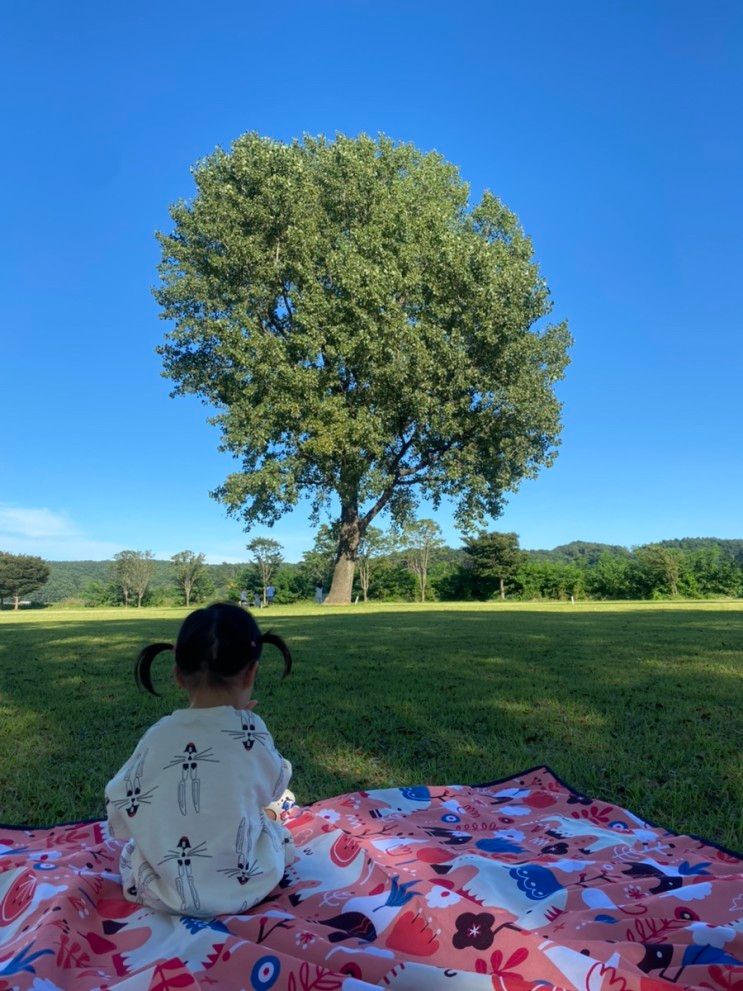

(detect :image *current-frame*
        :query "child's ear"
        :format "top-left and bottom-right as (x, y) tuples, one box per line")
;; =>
(173, 663), (186, 689)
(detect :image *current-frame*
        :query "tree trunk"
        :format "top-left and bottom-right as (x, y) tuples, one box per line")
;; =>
(359, 561), (369, 601)
(324, 502), (362, 604)
(499, 577), (505, 600)
(13, 594), (19, 610)
(185, 586), (191, 607)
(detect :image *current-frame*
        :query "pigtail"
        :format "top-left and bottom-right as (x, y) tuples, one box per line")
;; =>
(260, 631), (292, 679)
(134, 642), (173, 697)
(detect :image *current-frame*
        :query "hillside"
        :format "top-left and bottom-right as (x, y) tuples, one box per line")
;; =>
(16, 536), (741, 604)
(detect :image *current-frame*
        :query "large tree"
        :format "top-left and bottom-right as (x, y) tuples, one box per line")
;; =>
(247, 537), (283, 605)
(113, 550), (155, 607)
(172, 550), (207, 606)
(0, 552), (50, 609)
(402, 519), (444, 603)
(635, 543), (684, 597)
(464, 531), (525, 600)
(156, 132), (571, 603)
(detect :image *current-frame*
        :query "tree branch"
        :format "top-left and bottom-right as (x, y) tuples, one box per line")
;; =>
(360, 430), (418, 529)
(280, 287), (294, 321)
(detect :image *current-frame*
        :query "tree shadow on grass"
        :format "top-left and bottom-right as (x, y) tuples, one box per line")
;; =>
(0, 608), (740, 847)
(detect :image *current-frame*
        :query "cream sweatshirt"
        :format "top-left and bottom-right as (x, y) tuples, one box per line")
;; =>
(105, 706), (293, 917)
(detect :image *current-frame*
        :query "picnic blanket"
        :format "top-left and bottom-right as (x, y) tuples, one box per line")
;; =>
(1, 766), (741, 991)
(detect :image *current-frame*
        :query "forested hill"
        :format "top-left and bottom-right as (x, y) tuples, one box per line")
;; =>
(26, 536), (743, 604)
(528, 538), (743, 566)
(34, 560), (247, 604)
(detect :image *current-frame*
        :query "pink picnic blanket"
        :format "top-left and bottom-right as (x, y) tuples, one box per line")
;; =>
(1, 767), (741, 991)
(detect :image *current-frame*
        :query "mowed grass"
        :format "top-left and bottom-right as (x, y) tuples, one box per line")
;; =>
(0, 602), (741, 850)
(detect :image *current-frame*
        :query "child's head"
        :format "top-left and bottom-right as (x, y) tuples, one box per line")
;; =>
(134, 602), (292, 698)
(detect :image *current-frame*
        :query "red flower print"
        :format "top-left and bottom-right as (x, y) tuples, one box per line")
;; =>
(385, 909), (441, 956)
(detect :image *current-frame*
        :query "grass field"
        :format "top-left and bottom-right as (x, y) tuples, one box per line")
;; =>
(0, 601), (741, 850)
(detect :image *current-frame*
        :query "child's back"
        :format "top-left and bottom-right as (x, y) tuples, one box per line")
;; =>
(105, 603), (294, 917)
(106, 706), (293, 916)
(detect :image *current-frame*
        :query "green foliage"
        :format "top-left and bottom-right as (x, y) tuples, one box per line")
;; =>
(297, 524), (338, 592)
(208, 562), (243, 600)
(530, 541), (632, 566)
(357, 525), (392, 601)
(462, 531), (525, 599)
(366, 553), (418, 601)
(19, 534), (743, 609)
(171, 550), (207, 606)
(246, 537), (283, 605)
(0, 552), (50, 608)
(515, 560), (585, 600)
(191, 569), (216, 603)
(82, 580), (120, 607)
(155, 131), (571, 600)
(682, 547), (741, 597)
(583, 553), (641, 599)
(112, 550), (156, 608)
(238, 562), (303, 605)
(400, 519), (444, 602)
(658, 537), (743, 568)
(635, 544), (685, 597)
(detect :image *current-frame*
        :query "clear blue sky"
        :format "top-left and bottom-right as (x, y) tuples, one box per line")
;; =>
(1, 1), (741, 562)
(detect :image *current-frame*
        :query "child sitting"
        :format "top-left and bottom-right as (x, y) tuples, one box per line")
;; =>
(105, 602), (295, 917)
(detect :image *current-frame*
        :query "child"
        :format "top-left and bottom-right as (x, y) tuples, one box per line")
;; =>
(105, 602), (296, 917)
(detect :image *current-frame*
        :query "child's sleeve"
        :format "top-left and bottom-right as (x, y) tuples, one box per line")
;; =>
(250, 714), (292, 806)
(104, 738), (148, 841)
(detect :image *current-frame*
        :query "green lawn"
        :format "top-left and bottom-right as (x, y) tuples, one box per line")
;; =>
(0, 601), (741, 850)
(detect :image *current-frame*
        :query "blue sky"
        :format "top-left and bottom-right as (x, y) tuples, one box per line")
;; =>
(1, 1), (741, 562)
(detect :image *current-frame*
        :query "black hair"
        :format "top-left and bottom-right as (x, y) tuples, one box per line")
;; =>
(134, 602), (292, 697)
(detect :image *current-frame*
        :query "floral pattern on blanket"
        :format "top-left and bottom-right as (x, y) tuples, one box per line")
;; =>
(0, 767), (741, 990)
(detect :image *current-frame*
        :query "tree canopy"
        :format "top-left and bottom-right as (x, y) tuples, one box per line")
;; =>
(171, 550), (207, 606)
(113, 550), (155, 607)
(246, 537), (283, 605)
(0, 552), (50, 609)
(402, 519), (444, 602)
(463, 531), (525, 599)
(156, 132), (571, 602)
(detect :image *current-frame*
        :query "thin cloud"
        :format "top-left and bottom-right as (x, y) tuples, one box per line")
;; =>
(0, 505), (122, 560)
(0, 506), (78, 540)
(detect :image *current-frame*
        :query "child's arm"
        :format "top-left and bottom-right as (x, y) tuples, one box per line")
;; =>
(272, 756), (293, 803)
(104, 745), (146, 841)
(249, 714), (292, 806)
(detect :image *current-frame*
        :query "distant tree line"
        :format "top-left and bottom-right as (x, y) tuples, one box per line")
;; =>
(294, 530), (743, 603)
(7, 533), (742, 608)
